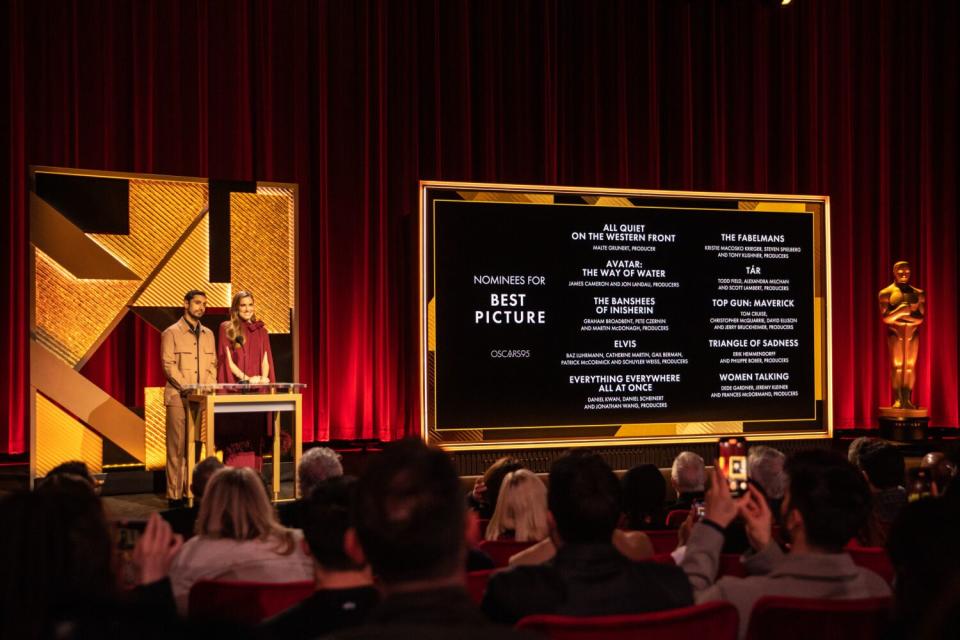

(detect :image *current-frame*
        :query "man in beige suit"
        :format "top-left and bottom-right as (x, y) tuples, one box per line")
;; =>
(162, 290), (218, 505)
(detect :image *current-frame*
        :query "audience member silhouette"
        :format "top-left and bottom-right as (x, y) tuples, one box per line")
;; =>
(621, 463), (668, 530)
(468, 456), (524, 519)
(747, 445), (786, 518)
(331, 438), (529, 640)
(668, 451), (706, 511)
(162, 455), (224, 539)
(848, 436), (881, 468)
(920, 451), (957, 496)
(485, 469), (549, 542)
(278, 446), (345, 528)
(0, 475), (211, 639)
(886, 496), (960, 639)
(168, 466), (312, 614)
(261, 477), (378, 640)
(682, 449), (890, 639)
(860, 443), (908, 525)
(482, 451), (693, 624)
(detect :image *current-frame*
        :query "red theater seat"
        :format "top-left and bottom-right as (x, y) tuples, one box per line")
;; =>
(649, 551), (743, 577)
(187, 580), (314, 624)
(643, 529), (680, 554)
(478, 539), (537, 567)
(745, 596), (893, 640)
(466, 569), (496, 604)
(475, 518), (490, 539)
(650, 552), (676, 565)
(516, 601), (739, 640)
(845, 545), (895, 584)
(665, 509), (690, 527)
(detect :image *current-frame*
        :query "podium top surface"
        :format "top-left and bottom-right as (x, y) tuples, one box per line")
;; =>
(182, 382), (306, 394)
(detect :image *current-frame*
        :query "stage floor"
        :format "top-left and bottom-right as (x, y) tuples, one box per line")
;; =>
(102, 481), (296, 521)
(103, 492), (168, 520)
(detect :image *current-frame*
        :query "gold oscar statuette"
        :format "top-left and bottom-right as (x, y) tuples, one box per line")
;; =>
(877, 261), (928, 422)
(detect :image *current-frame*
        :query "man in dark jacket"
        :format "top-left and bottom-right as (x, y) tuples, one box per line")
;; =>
(482, 451), (693, 624)
(331, 439), (531, 640)
(261, 477), (377, 640)
(860, 443), (907, 525)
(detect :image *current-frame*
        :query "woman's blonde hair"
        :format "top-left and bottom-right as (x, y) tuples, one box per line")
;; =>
(195, 467), (295, 554)
(226, 290), (257, 349)
(485, 469), (549, 542)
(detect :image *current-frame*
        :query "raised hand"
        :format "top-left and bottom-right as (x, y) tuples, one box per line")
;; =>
(132, 512), (184, 585)
(471, 478), (488, 503)
(704, 465), (738, 528)
(738, 484), (773, 551)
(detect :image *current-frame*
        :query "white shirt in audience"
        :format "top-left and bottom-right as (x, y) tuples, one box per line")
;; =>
(168, 530), (314, 615)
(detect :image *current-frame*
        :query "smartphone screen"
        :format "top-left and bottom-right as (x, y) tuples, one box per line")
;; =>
(115, 520), (147, 551)
(907, 467), (932, 502)
(691, 499), (706, 521)
(718, 437), (749, 498)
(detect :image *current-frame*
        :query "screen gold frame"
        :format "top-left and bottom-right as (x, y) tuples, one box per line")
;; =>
(419, 181), (832, 452)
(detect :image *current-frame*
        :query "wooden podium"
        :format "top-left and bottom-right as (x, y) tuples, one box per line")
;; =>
(184, 383), (305, 504)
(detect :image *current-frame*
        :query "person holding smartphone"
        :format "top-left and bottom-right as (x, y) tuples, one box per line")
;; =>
(680, 450), (890, 639)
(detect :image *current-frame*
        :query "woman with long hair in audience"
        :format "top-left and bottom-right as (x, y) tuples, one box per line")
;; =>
(485, 469), (550, 542)
(168, 466), (312, 614)
(0, 473), (184, 639)
(469, 455), (524, 519)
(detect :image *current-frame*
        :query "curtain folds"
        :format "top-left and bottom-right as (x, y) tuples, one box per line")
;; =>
(3, 0), (959, 453)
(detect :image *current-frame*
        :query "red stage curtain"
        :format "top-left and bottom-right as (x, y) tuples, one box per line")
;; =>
(3, 0), (959, 453)
(79, 315), (165, 409)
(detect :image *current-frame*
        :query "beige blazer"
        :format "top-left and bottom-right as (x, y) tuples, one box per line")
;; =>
(161, 318), (218, 405)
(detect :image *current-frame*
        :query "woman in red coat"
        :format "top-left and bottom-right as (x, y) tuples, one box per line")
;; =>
(216, 290), (276, 466)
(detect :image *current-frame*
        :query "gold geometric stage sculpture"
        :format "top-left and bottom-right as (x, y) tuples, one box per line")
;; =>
(29, 167), (297, 481)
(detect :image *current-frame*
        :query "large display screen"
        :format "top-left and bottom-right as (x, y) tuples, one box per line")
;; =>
(421, 184), (830, 450)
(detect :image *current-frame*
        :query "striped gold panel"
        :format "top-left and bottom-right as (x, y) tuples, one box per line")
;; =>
(144, 387), (213, 470)
(456, 191), (554, 204)
(811, 203), (824, 297)
(256, 186), (297, 308)
(428, 298), (436, 351)
(229, 188), (295, 334)
(35, 393), (103, 477)
(740, 202), (807, 213)
(435, 429), (486, 443)
(31, 341), (145, 460)
(89, 180), (208, 279)
(34, 250), (140, 367)
(615, 422), (744, 437)
(815, 297), (823, 400)
(615, 423), (679, 437)
(135, 214), (232, 308)
(144, 387), (167, 471)
(675, 422), (744, 435)
(583, 196), (635, 207)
